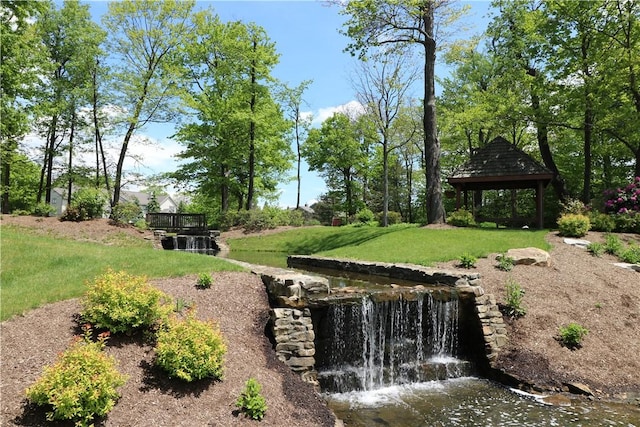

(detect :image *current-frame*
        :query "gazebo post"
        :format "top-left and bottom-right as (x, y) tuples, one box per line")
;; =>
(536, 180), (545, 229)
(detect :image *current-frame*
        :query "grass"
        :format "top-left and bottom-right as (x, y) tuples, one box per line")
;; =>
(1, 225), (244, 321)
(228, 224), (551, 266)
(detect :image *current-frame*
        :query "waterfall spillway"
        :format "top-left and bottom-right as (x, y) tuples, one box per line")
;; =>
(315, 292), (471, 393)
(160, 235), (219, 255)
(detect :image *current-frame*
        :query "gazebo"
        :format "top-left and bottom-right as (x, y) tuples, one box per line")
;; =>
(447, 136), (554, 229)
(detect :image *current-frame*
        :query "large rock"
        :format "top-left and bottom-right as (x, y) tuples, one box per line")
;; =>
(505, 247), (551, 267)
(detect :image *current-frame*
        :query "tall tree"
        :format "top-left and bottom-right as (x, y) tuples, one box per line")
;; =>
(279, 80), (313, 209)
(103, 0), (195, 210)
(341, 0), (467, 224)
(0, 0), (46, 213)
(302, 112), (370, 217)
(353, 55), (418, 226)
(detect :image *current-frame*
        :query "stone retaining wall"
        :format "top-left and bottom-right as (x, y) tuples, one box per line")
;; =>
(246, 257), (508, 385)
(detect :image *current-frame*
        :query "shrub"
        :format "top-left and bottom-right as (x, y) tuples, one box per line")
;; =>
(558, 323), (588, 349)
(111, 201), (143, 224)
(586, 242), (604, 257)
(32, 202), (55, 217)
(504, 278), (526, 318)
(448, 208), (476, 227)
(496, 253), (515, 271)
(613, 212), (640, 234)
(588, 212), (616, 232)
(25, 330), (127, 426)
(71, 188), (108, 220)
(81, 270), (172, 334)
(604, 233), (623, 256)
(356, 207), (375, 223)
(458, 253), (477, 269)
(620, 244), (640, 264)
(134, 219), (148, 230)
(236, 378), (267, 421)
(196, 272), (213, 289)
(557, 213), (590, 237)
(560, 198), (588, 215)
(603, 177), (640, 215)
(155, 313), (226, 382)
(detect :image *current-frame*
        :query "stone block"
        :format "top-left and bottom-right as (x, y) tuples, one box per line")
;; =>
(287, 356), (315, 368)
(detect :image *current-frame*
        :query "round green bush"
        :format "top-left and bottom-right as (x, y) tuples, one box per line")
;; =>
(26, 336), (127, 426)
(448, 208), (476, 227)
(81, 270), (172, 334)
(155, 313), (227, 382)
(557, 213), (590, 237)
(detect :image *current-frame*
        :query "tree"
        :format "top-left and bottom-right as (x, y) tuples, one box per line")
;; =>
(302, 112), (371, 217)
(0, 0), (47, 213)
(279, 80), (313, 209)
(102, 0), (195, 211)
(353, 54), (418, 226)
(340, 0), (467, 224)
(173, 12), (292, 216)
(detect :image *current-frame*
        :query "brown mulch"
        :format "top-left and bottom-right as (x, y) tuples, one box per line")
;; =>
(2, 215), (640, 427)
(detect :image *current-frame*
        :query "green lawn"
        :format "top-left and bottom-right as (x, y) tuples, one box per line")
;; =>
(229, 224), (551, 266)
(0, 225), (244, 321)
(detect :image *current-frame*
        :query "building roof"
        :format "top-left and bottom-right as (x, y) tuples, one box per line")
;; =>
(448, 136), (553, 190)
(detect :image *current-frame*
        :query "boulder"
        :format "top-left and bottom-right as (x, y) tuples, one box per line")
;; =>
(505, 247), (551, 267)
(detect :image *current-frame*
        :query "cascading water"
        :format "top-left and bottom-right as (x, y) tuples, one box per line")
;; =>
(316, 292), (471, 393)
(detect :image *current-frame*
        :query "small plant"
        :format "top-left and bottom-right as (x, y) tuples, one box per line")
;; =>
(595, 302), (603, 309)
(604, 233), (623, 256)
(620, 244), (640, 264)
(588, 212), (615, 232)
(448, 208), (476, 227)
(504, 277), (526, 318)
(174, 298), (193, 313)
(81, 270), (173, 334)
(25, 327), (127, 426)
(236, 377), (268, 421)
(496, 253), (515, 271)
(586, 242), (604, 257)
(32, 202), (56, 217)
(196, 272), (213, 289)
(557, 213), (590, 237)
(155, 312), (226, 382)
(558, 323), (588, 349)
(458, 253), (477, 269)
(355, 207), (375, 223)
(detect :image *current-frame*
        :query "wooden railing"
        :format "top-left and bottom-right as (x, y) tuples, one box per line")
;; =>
(146, 213), (207, 233)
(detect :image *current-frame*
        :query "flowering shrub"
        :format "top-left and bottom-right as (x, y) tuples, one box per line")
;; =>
(26, 328), (127, 426)
(604, 177), (640, 215)
(155, 312), (226, 382)
(81, 270), (173, 334)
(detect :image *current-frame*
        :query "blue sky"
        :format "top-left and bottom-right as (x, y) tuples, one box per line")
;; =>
(84, 0), (493, 208)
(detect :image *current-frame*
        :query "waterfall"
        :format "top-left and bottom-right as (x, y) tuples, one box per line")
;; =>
(317, 292), (470, 393)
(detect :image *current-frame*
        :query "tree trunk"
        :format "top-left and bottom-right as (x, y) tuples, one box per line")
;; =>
(246, 39), (258, 211)
(1, 143), (12, 214)
(44, 115), (58, 204)
(67, 110), (76, 207)
(422, 3), (445, 224)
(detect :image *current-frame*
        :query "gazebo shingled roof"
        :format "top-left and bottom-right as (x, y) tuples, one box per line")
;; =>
(447, 136), (554, 228)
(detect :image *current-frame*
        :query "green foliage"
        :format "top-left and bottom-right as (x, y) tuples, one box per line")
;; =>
(146, 192), (160, 213)
(134, 219), (148, 230)
(32, 202), (55, 217)
(155, 312), (227, 382)
(560, 198), (588, 215)
(620, 244), (640, 264)
(557, 213), (590, 237)
(586, 242), (604, 257)
(196, 272), (213, 289)
(448, 208), (476, 227)
(111, 201), (143, 224)
(236, 378), (267, 421)
(559, 323), (588, 349)
(504, 278), (526, 318)
(376, 210), (402, 225)
(81, 270), (172, 334)
(457, 253), (477, 269)
(613, 212), (640, 234)
(61, 188), (108, 221)
(588, 212), (616, 232)
(604, 233), (623, 256)
(25, 329), (127, 426)
(496, 253), (515, 272)
(356, 207), (375, 223)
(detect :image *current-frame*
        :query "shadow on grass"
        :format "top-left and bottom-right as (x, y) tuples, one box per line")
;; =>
(282, 226), (403, 255)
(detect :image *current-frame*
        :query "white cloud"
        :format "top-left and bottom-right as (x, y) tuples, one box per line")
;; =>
(312, 100), (365, 126)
